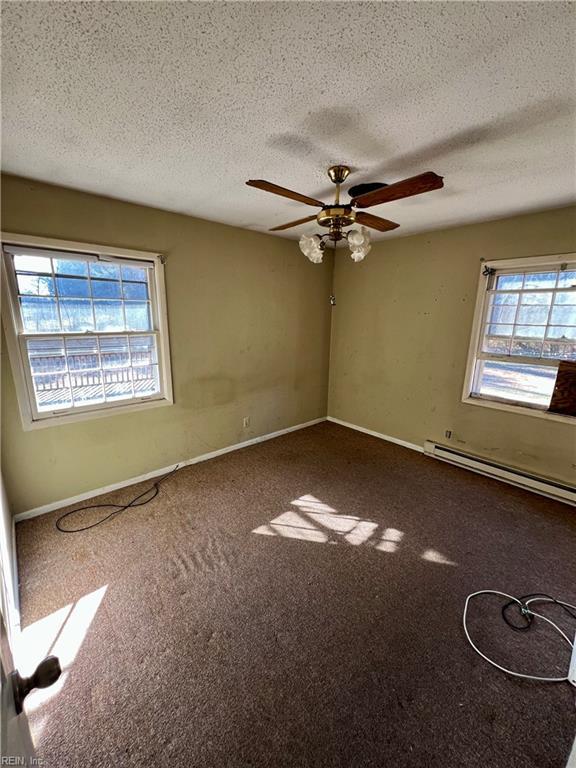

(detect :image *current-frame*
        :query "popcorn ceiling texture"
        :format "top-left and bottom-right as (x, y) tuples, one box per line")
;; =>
(2, 2), (575, 240)
(17, 423), (576, 767)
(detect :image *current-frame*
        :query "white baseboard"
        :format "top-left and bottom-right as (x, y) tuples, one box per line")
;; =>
(14, 417), (327, 523)
(326, 416), (423, 453)
(11, 518), (20, 618)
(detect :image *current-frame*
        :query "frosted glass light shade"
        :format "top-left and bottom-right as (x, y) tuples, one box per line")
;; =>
(350, 247), (368, 262)
(299, 234), (320, 254)
(348, 227), (371, 262)
(299, 234), (323, 263)
(347, 229), (364, 247)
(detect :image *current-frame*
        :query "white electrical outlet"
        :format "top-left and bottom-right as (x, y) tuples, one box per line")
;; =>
(243, 416), (250, 428)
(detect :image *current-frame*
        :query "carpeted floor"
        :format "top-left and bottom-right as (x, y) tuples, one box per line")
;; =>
(16, 422), (576, 768)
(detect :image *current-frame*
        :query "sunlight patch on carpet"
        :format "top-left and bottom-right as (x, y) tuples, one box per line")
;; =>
(17, 585), (108, 721)
(253, 496), (458, 567)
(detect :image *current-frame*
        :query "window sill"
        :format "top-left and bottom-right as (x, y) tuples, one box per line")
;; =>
(462, 395), (576, 424)
(22, 396), (173, 431)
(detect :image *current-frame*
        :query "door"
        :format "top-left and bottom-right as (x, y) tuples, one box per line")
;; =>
(0, 497), (35, 761)
(1, 603), (35, 761)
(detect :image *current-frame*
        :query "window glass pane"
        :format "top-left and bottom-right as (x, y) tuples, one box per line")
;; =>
(94, 300), (124, 331)
(89, 262), (120, 280)
(53, 259), (88, 276)
(13, 254), (51, 273)
(125, 302), (151, 331)
(523, 272), (557, 289)
(32, 373), (72, 412)
(554, 291), (576, 305)
(474, 361), (556, 407)
(56, 276), (90, 298)
(493, 292), (519, 305)
(496, 274), (522, 290)
(103, 368), (133, 402)
(482, 337), (510, 354)
(550, 305), (576, 325)
(132, 365), (160, 396)
(122, 282), (148, 300)
(20, 297), (60, 332)
(514, 325), (545, 339)
(516, 305), (549, 325)
(488, 324), (513, 336)
(542, 341), (576, 360)
(27, 338), (66, 375)
(129, 335), (157, 365)
(557, 271), (576, 288)
(91, 279), (122, 299)
(121, 265), (147, 282)
(65, 338), (100, 371)
(25, 336), (158, 411)
(522, 292), (552, 305)
(489, 304), (516, 324)
(547, 326), (576, 341)
(60, 299), (94, 332)
(100, 336), (130, 368)
(510, 340), (543, 356)
(17, 274), (55, 296)
(70, 369), (104, 406)
(15, 251), (156, 338)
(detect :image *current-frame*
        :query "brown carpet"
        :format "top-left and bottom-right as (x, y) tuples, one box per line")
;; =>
(16, 422), (576, 768)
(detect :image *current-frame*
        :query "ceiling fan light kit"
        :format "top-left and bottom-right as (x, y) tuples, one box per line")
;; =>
(246, 165), (444, 264)
(298, 226), (372, 264)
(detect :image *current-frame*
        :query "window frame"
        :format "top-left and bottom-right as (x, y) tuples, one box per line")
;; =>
(462, 252), (576, 424)
(1, 232), (173, 430)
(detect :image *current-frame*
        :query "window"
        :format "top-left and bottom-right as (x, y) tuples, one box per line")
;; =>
(463, 254), (576, 419)
(1, 235), (173, 428)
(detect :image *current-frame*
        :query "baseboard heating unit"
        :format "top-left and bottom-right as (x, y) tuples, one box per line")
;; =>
(423, 441), (576, 507)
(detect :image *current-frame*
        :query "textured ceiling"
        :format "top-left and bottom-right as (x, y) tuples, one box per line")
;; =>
(2, 2), (576, 241)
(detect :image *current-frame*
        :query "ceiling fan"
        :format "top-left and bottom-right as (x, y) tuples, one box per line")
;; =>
(246, 165), (444, 262)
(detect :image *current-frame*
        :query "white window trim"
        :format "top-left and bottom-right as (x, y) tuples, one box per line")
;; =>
(1, 232), (174, 430)
(462, 251), (576, 425)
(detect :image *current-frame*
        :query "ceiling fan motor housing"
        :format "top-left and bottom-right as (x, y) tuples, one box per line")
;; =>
(317, 206), (356, 229)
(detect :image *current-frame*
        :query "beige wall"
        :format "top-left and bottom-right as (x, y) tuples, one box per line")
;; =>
(1, 175), (333, 514)
(2, 174), (574, 514)
(328, 205), (576, 485)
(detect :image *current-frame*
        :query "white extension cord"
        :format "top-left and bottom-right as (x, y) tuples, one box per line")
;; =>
(463, 590), (576, 686)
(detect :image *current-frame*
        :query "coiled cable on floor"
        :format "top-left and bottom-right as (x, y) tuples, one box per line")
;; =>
(463, 590), (576, 685)
(55, 465), (180, 533)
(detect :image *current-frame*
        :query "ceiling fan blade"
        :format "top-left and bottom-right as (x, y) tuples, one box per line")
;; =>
(269, 215), (317, 231)
(246, 180), (324, 207)
(355, 212), (400, 232)
(352, 172), (443, 208)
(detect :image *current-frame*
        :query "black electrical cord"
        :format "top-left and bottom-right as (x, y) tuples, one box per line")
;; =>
(55, 465), (180, 533)
(501, 592), (576, 632)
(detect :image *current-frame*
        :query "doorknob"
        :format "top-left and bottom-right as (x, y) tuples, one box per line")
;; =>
(10, 656), (62, 714)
